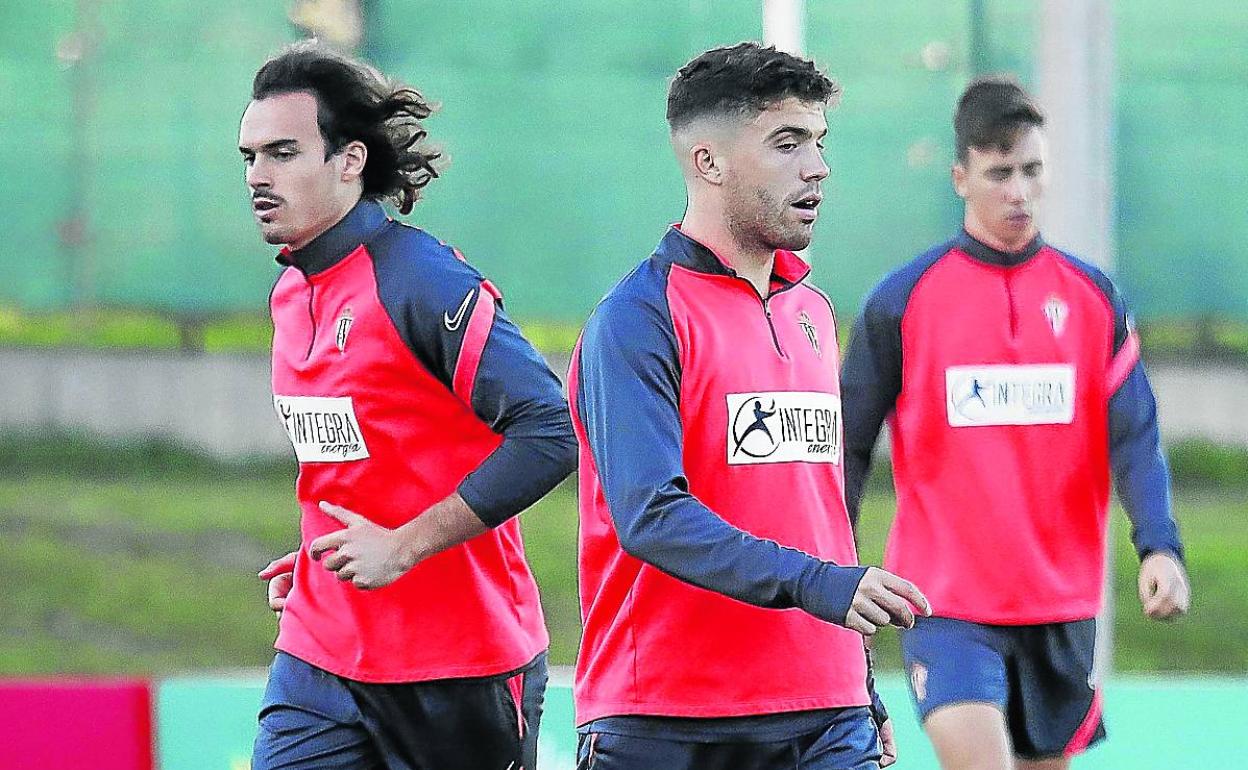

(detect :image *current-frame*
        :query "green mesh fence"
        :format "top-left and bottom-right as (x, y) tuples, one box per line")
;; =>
(0, 1), (1244, 322)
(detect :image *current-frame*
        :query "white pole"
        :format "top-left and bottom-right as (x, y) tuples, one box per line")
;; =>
(762, 0), (806, 56)
(1037, 0), (1117, 685)
(1036, 0), (1116, 271)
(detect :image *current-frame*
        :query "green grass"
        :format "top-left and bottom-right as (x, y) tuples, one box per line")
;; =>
(1, 438), (1245, 675)
(0, 305), (585, 356)
(853, 491), (1248, 673)
(2, 304), (1248, 361)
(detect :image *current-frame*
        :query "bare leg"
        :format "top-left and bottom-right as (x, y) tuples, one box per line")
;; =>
(924, 702), (1014, 770)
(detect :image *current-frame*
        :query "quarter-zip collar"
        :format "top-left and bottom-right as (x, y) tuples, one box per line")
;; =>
(276, 199), (391, 276)
(956, 228), (1044, 268)
(655, 225), (812, 291)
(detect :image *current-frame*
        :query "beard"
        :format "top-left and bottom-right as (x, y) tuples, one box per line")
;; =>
(723, 178), (814, 255)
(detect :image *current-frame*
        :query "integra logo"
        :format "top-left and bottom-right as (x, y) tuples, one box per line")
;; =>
(945, 364), (1076, 427)
(726, 391), (841, 465)
(273, 395), (371, 462)
(732, 397), (781, 458)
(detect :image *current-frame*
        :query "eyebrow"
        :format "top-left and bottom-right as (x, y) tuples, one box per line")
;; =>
(767, 125), (820, 141)
(988, 158), (1043, 173)
(238, 139), (299, 154)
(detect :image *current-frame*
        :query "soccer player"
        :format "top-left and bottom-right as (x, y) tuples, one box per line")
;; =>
(238, 43), (576, 770)
(841, 76), (1191, 770)
(570, 43), (931, 770)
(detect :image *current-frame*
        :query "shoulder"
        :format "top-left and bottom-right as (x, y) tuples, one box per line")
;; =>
(591, 258), (674, 325)
(582, 258), (679, 354)
(367, 221), (490, 310)
(862, 237), (959, 318)
(797, 279), (836, 316)
(1045, 245), (1124, 308)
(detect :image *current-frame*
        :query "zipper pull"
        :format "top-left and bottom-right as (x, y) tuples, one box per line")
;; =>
(764, 298), (772, 318)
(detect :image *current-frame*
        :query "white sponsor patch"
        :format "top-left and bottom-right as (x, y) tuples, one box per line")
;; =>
(726, 391), (841, 465)
(945, 364), (1075, 427)
(273, 395), (370, 462)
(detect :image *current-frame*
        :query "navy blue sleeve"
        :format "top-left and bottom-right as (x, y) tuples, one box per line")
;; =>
(1067, 256), (1184, 562)
(372, 227), (575, 527)
(840, 244), (947, 528)
(576, 269), (866, 626)
(457, 301), (577, 526)
(840, 288), (904, 529)
(1104, 293), (1184, 562)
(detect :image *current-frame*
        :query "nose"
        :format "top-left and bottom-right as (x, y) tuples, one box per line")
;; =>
(802, 146), (829, 183)
(247, 157), (270, 191)
(1004, 173), (1026, 203)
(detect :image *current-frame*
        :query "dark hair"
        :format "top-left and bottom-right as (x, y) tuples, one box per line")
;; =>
(954, 75), (1045, 163)
(252, 42), (441, 214)
(666, 42), (840, 130)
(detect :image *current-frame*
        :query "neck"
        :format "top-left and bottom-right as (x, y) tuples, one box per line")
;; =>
(681, 203), (774, 296)
(963, 215), (1037, 254)
(290, 194), (363, 251)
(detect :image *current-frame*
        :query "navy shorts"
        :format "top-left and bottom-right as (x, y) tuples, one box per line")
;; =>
(576, 707), (881, 770)
(900, 616), (1106, 759)
(252, 651), (547, 770)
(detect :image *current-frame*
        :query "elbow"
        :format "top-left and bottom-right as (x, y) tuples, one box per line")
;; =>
(553, 430), (579, 479)
(615, 515), (654, 561)
(614, 497), (668, 564)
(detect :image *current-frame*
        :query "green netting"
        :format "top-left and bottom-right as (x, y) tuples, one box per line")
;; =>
(0, 2), (1244, 321)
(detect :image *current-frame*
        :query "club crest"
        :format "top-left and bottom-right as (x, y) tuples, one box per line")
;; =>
(797, 311), (821, 358)
(335, 306), (354, 353)
(1042, 295), (1068, 337)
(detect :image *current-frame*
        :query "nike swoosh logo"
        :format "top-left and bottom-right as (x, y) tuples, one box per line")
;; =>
(444, 289), (475, 331)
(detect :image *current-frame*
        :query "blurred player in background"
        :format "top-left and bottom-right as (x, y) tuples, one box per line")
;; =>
(569, 42), (931, 770)
(239, 42), (576, 770)
(841, 75), (1190, 770)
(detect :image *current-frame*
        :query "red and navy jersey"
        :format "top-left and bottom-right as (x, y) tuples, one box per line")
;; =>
(842, 230), (1183, 625)
(569, 226), (871, 726)
(269, 200), (575, 682)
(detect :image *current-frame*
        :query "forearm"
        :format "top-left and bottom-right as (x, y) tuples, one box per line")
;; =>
(616, 484), (867, 625)
(1110, 368), (1184, 561)
(458, 413), (577, 527)
(396, 492), (489, 567)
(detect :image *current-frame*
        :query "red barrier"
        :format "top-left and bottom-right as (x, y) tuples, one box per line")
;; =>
(0, 678), (154, 770)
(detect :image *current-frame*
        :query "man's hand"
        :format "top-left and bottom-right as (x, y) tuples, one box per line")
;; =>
(309, 502), (418, 590)
(846, 567), (931, 636)
(258, 551), (297, 614)
(878, 717), (898, 767)
(1138, 551), (1190, 620)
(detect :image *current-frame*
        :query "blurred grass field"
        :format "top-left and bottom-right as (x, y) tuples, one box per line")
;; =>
(2, 435), (1245, 675)
(1, 306), (1247, 364)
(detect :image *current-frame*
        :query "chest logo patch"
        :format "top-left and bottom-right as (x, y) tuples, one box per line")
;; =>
(726, 391), (841, 465)
(946, 364), (1075, 427)
(797, 311), (822, 358)
(1043, 295), (1068, 337)
(334, 306), (354, 353)
(273, 395), (370, 462)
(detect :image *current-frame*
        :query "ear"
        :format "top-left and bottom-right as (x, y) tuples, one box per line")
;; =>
(691, 143), (724, 185)
(339, 140), (368, 183)
(951, 162), (968, 199)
